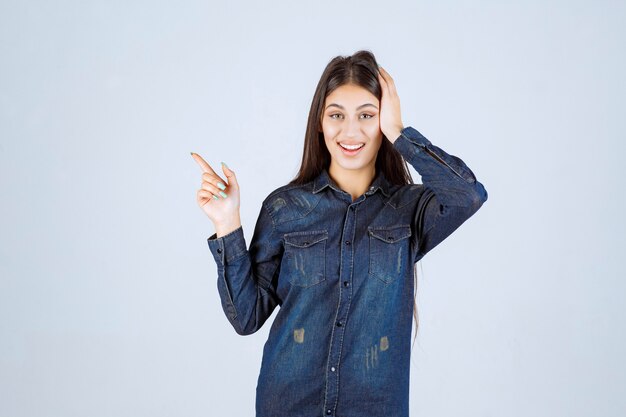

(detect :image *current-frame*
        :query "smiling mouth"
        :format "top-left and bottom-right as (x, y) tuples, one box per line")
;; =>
(338, 142), (365, 150)
(338, 142), (365, 155)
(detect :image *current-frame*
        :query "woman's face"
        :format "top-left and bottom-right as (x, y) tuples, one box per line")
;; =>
(320, 83), (383, 174)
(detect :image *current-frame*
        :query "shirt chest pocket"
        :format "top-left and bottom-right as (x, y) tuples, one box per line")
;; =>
(368, 224), (412, 284)
(282, 230), (328, 288)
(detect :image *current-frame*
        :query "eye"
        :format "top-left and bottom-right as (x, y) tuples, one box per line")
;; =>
(361, 114), (374, 119)
(330, 113), (343, 119)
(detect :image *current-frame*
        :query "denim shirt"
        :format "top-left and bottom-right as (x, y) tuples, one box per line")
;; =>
(206, 126), (488, 417)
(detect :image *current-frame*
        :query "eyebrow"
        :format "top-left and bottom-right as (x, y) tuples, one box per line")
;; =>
(325, 103), (378, 111)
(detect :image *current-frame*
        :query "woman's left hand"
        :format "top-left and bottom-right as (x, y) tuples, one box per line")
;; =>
(377, 66), (405, 143)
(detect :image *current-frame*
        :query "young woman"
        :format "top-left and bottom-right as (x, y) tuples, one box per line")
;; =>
(192, 50), (487, 417)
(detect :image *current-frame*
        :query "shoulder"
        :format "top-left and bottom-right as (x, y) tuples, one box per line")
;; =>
(261, 180), (320, 225)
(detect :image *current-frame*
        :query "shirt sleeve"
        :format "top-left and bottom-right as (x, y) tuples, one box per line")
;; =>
(206, 201), (282, 335)
(392, 126), (488, 263)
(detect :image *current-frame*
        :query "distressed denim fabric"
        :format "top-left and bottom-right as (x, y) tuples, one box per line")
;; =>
(206, 126), (488, 417)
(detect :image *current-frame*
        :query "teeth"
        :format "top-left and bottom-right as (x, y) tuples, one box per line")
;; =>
(339, 143), (364, 150)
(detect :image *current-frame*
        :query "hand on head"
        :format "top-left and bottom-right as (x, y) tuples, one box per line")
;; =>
(377, 66), (405, 142)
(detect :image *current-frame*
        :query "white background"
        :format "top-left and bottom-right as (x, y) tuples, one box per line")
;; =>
(1, 1), (624, 416)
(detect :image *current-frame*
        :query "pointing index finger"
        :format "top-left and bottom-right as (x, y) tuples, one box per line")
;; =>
(190, 152), (215, 174)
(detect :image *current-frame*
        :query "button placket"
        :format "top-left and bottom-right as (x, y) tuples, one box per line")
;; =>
(323, 203), (357, 415)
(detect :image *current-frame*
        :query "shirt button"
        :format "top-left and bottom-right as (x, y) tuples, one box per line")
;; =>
(343, 281), (349, 287)
(326, 410), (332, 415)
(331, 366), (336, 372)
(216, 248), (222, 253)
(336, 321), (343, 327)
(345, 240), (351, 245)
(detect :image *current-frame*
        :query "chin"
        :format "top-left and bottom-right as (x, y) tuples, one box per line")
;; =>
(334, 156), (376, 171)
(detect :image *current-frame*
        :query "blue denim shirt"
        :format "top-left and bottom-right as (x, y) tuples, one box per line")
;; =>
(207, 126), (488, 417)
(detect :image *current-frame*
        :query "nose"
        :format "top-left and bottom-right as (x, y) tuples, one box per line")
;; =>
(345, 117), (359, 138)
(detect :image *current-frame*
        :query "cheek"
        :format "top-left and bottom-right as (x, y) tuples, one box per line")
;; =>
(321, 128), (335, 150)
(322, 129), (341, 149)
(369, 139), (383, 155)
(322, 122), (340, 137)
(323, 135), (332, 149)
(364, 123), (381, 136)
(364, 125), (383, 144)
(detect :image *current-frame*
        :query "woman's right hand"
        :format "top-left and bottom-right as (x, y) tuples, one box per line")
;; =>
(191, 152), (241, 236)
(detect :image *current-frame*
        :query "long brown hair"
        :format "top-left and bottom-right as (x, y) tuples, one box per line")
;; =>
(288, 49), (422, 347)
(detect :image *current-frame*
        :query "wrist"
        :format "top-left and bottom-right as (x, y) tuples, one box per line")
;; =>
(385, 127), (404, 144)
(215, 217), (242, 238)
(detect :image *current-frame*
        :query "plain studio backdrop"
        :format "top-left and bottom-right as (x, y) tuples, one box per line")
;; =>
(1, 0), (624, 416)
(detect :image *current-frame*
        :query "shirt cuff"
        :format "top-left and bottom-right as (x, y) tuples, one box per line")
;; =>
(392, 126), (432, 153)
(207, 225), (248, 265)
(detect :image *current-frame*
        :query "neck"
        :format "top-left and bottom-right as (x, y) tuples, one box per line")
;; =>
(328, 162), (376, 202)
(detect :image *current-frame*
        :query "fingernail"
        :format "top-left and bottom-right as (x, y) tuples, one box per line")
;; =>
(221, 161), (228, 168)
(219, 191), (228, 198)
(213, 195), (219, 200)
(217, 182), (226, 190)
(190, 151), (194, 156)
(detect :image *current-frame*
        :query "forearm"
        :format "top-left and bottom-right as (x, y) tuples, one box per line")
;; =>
(206, 204), (281, 335)
(392, 126), (487, 204)
(392, 126), (488, 260)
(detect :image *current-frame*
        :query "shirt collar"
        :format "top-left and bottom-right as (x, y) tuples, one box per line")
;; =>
(312, 167), (391, 197)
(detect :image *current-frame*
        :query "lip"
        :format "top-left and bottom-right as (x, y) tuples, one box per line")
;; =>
(337, 142), (365, 156)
